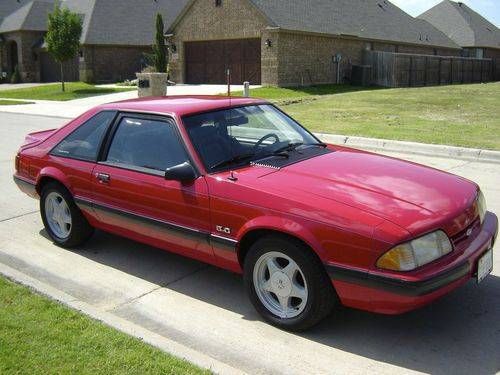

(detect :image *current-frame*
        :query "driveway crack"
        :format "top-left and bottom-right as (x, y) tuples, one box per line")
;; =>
(444, 160), (473, 171)
(107, 265), (208, 312)
(163, 265), (209, 287)
(0, 210), (38, 223)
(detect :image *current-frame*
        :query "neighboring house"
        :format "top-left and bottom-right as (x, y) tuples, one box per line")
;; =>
(0, 0), (189, 83)
(0, 0), (54, 82)
(419, 1), (500, 80)
(167, 0), (461, 86)
(4, 0), (494, 86)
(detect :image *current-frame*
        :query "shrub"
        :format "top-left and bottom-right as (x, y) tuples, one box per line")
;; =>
(10, 65), (21, 84)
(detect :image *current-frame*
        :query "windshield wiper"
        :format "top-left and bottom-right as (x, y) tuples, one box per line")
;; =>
(211, 153), (256, 170)
(306, 141), (328, 148)
(273, 142), (305, 154)
(271, 141), (327, 155)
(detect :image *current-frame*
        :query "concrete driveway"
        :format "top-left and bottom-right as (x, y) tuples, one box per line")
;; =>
(0, 84), (259, 118)
(1, 113), (499, 374)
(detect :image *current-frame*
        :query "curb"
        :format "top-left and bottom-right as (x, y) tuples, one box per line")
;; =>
(0, 263), (246, 375)
(315, 133), (500, 164)
(2, 108), (499, 164)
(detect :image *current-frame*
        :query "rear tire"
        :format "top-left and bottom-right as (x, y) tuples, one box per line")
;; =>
(40, 182), (94, 248)
(244, 235), (337, 331)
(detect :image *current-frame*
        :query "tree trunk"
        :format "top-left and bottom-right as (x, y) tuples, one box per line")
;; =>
(60, 62), (65, 92)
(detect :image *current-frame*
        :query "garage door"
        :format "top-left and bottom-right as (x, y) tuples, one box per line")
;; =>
(40, 52), (79, 82)
(185, 39), (261, 85)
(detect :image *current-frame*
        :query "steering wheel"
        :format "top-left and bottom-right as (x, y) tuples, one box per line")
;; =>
(253, 133), (280, 152)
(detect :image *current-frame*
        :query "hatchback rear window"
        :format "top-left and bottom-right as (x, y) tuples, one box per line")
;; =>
(51, 111), (116, 161)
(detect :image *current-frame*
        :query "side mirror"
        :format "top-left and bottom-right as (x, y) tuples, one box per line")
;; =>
(165, 162), (197, 182)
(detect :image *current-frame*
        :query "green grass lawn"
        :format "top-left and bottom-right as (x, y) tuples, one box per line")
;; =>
(0, 82), (136, 101)
(234, 84), (381, 101)
(0, 276), (207, 374)
(0, 100), (33, 105)
(241, 83), (500, 150)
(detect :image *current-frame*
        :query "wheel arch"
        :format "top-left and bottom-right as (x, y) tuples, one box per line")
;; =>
(36, 167), (72, 195)
(236, 218), (325, 269)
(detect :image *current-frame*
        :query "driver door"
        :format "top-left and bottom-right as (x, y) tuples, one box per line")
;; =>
(91, 113), (213, 262)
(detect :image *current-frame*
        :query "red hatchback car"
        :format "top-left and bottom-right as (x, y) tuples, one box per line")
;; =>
(14, 96), (497, 330)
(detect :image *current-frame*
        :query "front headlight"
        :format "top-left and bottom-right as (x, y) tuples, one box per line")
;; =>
(477, 190), (487, 224)
(377, 230), (453, 271)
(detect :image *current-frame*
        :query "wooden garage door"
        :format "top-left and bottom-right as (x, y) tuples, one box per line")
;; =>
(40, 52), (79, 83)
(185, 39), (261, 85)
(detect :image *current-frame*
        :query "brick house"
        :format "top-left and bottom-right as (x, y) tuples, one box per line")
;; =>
(167, 0), (461, 86)
(3, 0), (494, 87)
(0, 0), (188, 83)
(419, 1), (500, 80)
(0, 0), (54, 82)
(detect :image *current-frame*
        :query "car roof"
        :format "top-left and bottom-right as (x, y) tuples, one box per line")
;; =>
(98, 95), (268, 117)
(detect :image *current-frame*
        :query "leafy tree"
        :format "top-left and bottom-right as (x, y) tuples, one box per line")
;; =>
(152, 13), (168, 73)
(45, 2), (82, 91)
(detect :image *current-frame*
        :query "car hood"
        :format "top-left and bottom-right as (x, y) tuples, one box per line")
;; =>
(259, 148), (478, 236)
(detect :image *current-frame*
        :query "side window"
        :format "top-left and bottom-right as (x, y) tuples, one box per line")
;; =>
(106, 117), (188, 172)
(52, 111), (116, 161)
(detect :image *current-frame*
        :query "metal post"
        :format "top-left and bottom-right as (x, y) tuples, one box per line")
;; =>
(243, 81), (250, 97)
(438, 57), (442, 85)
(408, 56), (413, 87)
(227, 69), (231, 97)
(450, 58), (453, 84)
(461, 58), (465, 84)
(424, 56), (428, 86)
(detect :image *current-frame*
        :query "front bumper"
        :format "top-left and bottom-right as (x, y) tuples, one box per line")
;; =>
(326, 211), (498, 314)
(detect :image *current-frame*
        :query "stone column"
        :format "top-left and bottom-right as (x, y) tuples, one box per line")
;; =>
(136, 72), (169, 97)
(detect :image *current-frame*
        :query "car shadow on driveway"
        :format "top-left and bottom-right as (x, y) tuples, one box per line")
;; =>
(47, 229), (500, 375)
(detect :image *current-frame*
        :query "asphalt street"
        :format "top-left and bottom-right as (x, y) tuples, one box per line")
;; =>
(1, 112), (499, 374)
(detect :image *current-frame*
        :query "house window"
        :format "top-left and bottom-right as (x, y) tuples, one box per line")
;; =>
(476, 48), (484, 59)
(215, 0), (222, 6)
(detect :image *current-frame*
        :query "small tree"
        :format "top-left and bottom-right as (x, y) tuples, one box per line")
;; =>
(152, 13), (168, 73)
(45, 2), (82, 91)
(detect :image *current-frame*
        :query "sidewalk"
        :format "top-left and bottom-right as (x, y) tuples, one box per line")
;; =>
(1, 86), (499, 164)
(0, 84), (258, 118)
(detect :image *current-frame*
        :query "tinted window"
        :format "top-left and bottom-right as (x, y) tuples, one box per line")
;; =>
(52, 111), (115, 161)
(106, 117), (187, 171)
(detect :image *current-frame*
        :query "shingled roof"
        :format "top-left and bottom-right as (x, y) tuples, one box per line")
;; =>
(64, 0), (190, 45)
(419, 1), (500, 49)
(246, 0), (459, 49)
(0, 0), (54, 33)
(0, 0), (460, 50)
(0, 0), (190, 46)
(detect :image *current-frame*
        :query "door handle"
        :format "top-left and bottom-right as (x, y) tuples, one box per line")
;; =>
(96, 172), (110, 184)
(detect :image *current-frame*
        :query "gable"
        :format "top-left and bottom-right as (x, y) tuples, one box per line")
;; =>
(170, 0), (270, 40)
(419, 1), (500, 49)
(0, 0), (54, 33)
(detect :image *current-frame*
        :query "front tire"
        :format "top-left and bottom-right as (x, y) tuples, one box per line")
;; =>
(244, 235), (337, 331)
(40, 182), (94, 248)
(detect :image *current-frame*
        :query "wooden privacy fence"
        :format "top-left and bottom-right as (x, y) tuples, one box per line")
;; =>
(363, 50), (495, 87)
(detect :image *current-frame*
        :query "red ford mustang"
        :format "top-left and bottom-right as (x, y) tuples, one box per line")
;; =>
(14, 96), (497, 330)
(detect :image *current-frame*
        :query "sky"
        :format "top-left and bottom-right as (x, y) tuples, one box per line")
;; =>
(390, 0), (500, 26)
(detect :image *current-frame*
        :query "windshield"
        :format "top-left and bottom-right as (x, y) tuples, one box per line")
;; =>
(183, 105), (320, 172)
